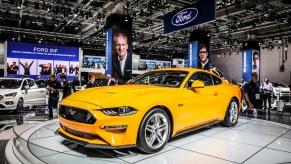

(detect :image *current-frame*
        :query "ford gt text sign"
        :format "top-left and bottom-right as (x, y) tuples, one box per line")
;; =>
(171, 8), (198, 26)
(164, 0), (216, 34)
(58, 68), (242, 154)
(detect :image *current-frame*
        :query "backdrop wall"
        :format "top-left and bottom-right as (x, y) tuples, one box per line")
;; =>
(211, 44), (291, 84)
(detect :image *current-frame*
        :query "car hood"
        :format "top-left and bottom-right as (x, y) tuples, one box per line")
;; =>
(65, 85), (174, 108)
(0, 89), (19, 95)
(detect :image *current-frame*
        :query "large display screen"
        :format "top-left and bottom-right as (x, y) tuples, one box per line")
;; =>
(83, 55), (105, 69)
(7, 41), (79, 80)
(136, 59), (171, 71)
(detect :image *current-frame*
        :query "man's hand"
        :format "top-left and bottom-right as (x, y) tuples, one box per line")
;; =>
(249, 102), (254, 109)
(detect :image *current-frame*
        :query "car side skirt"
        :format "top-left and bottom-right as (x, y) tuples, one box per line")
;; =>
(174, 120), (221, 137)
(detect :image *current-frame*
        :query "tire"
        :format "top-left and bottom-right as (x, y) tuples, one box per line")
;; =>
(221, 99), (239, 127)
(15, 98), (24, 113)
(137, 108), (171, 154)
(242, 98), (248, 112)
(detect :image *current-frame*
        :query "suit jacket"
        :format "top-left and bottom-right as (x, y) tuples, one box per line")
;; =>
(112, 53), (131, 84)
(86, 81), (95, 88)
(198, 60), (210, 70)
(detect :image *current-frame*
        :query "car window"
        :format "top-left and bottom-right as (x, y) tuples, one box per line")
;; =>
(128, 70), (188, 88)
(212, 75), (222, 85)
(27, 79), (35, 87)
(186, 72), (214, 87)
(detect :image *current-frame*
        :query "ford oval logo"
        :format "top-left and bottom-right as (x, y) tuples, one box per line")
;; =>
(171, 8), (198, 26)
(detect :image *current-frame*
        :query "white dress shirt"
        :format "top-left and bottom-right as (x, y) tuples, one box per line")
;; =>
(261, 82), (273, 94)
(118, 53), (127, 76)
(201, 59), (209, 69)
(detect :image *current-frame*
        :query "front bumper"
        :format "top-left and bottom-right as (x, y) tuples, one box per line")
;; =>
(0, 97), (18, 110)
(58, 101), (145, 148)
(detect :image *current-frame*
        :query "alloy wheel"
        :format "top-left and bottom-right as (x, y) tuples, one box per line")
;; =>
(144, 113), (169, 150)
(229, 101), (238, 124)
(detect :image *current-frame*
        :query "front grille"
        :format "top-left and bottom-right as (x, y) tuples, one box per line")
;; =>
(0, 95), (3, 101)
(59, 105), (96, 124)
(60, 124), (102, 140)
(0, 104), (5, 108)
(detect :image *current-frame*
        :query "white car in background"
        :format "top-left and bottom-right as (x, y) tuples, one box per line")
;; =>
(272, 83), (291, 98)
(0, 78), (46, 113)
(270, 82), (291, 109)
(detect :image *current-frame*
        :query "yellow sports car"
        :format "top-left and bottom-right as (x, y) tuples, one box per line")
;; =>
(58, 68), (242, 153)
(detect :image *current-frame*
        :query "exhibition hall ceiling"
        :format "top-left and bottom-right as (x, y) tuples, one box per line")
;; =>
(0, 0), (291, 56)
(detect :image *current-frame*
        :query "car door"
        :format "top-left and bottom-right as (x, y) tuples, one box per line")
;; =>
(180, 72), (220, 129)
(24, 79), (46, 106)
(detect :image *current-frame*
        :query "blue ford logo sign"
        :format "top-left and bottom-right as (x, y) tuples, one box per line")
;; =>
(171, 8), (198, 26)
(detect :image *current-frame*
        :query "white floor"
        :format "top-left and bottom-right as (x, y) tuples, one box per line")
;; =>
(2, 116), (291, 164)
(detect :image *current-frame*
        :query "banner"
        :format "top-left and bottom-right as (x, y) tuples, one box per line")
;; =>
(242, 50), (253, 82)
(105, 14), (132, 84)
(164, 0), (216, 34)
(7, 41), (79, 80)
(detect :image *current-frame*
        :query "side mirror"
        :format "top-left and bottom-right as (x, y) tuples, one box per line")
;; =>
(191, 80), (205, 89)
(24, 85), (30, 90)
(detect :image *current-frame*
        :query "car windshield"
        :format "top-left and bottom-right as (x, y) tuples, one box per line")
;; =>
(273, 83), (288, 88)
(128, 70), (189, 88)
(0, 79), (22, 89)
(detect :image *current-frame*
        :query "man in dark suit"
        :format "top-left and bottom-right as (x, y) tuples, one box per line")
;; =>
(86, 74), (96, 88)
(198, 43), (210, 70)
(112, 33), (131, 85)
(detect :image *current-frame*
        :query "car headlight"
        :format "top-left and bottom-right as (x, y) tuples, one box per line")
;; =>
(102, 106), (137, 116)
(4, 92), (17, 97)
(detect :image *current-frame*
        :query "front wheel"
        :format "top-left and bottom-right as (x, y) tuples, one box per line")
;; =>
(137, 108), (171, 154)
(221, 99), (239, 127)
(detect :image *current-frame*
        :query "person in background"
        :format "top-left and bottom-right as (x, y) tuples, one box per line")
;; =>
(69, 64), (75, 76)
(35, 76), (45, 88)
(57, 64), (62, 75)
(106, 74), (116, 86)
(10, 62), (19, 74)
(75, 64), (79, 76)
(261, 78), (273, 113)
(48, 74), (61, 119)
(54, 64), (58, 75)
(81, 76), (87, 86)
(86, 74), (96, 88)
(243, 72), (262, 117)
(72, 76), (80, 92)
(60, 75), (71, 100)
(19, 60), (34, 75)
(241, 79), (247, 88)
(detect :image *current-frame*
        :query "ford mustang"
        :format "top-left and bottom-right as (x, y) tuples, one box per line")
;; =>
(58, 68), (241, 153)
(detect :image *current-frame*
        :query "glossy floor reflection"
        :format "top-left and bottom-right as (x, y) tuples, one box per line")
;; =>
(3, 116), (291, 164)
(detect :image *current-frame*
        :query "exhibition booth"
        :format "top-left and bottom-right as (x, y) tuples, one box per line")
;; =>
(0, 0), (291, 163)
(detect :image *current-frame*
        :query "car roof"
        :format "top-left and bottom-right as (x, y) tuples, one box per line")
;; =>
(150, 68), (217, 76)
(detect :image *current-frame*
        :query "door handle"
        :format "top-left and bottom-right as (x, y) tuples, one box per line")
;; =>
(40, 90), (45, 93)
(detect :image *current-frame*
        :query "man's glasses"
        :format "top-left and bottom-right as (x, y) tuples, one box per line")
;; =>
(253, 58), (259, 60)
(199, 51), (207, 54)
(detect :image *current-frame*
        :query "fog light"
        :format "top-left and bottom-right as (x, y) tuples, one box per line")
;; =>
(5, 101), (14, 105)
(100, 125), (127, 130)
